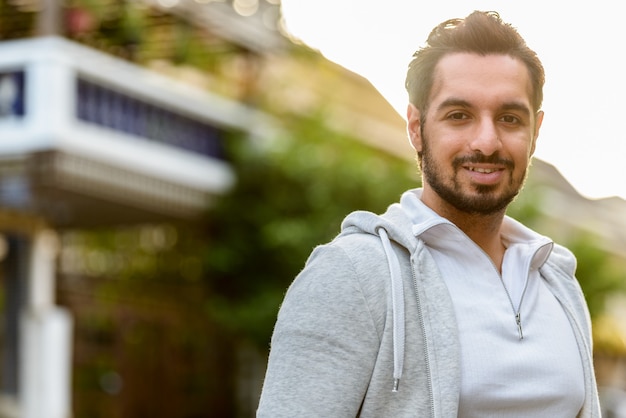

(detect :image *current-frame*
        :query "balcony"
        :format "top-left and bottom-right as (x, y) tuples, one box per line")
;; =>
(0, 36), (260, 228)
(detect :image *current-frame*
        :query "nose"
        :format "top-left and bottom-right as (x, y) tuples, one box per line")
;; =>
(469, 119), (502, 156)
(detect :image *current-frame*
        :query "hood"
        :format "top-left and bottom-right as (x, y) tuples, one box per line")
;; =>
(340, 195), (422, 253)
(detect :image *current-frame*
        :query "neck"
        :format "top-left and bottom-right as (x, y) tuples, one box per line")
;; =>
(452, 212), (506, 271)
(422, 193), (507, 271)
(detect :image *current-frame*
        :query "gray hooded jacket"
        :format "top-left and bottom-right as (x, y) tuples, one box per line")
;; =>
(257, 189), (600, 417)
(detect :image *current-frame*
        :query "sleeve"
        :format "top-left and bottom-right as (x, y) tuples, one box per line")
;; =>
(256, 243), (382, 418)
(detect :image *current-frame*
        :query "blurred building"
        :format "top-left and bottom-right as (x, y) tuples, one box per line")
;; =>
(0, 0), (282, 417)
(0, 1), (625, 417)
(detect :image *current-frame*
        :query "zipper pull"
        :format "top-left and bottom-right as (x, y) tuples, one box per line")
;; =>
(515, 312), (524, 340)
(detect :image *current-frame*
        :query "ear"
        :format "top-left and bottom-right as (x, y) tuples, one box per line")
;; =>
(407, 103), (423, 152)
(530, 110), (544, 156)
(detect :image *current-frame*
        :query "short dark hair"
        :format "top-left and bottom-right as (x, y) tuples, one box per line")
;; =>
(405, 11), (545, 114)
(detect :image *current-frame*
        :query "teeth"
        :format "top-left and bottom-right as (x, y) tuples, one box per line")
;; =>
(470, 167), (496, 174)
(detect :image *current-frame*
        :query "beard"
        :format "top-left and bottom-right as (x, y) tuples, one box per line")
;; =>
(420, 133), (528, 216)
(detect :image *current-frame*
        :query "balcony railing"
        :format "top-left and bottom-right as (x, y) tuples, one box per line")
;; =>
(76, 78), (226, 161)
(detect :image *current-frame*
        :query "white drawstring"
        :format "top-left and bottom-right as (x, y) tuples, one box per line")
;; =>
(378, 227), (405, 393)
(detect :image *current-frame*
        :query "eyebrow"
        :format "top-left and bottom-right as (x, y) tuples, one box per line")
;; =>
(437, 97), (532, 117)
(436, 98), (471, 112)
(501, 102), (531, 117)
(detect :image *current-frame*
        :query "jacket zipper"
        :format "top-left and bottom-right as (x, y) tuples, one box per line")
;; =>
(499, 277), (527, 340)
(485, 243), (548, 340)
(412, 259), (435, 417)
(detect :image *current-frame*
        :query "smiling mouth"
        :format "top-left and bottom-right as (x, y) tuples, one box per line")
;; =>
(454, 153), (514, 174)
(467, 167), (502, 174)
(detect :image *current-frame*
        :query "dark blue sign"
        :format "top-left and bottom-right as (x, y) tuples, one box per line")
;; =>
(0, 71), (25, 118)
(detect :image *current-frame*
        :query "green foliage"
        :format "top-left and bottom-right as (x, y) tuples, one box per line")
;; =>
(202, 112), (419, 347)
(566, 234), (626, 318)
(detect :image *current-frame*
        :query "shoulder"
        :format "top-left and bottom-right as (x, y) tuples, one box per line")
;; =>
(282, 232), (398, 335)
(541, 242), (589, 314)
(543, 242), (577, 278)
(297, 233), (393, 300)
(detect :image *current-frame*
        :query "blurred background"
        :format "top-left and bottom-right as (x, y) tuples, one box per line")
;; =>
(0, 1), (625, 417)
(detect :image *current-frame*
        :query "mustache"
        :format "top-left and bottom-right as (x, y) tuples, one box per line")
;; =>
(453, 152), (514, 169)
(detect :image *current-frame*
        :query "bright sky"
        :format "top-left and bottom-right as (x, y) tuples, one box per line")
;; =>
(280, 0), (626, 201)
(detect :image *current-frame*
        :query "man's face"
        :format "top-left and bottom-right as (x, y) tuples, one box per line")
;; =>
(407, 52), (543, 216)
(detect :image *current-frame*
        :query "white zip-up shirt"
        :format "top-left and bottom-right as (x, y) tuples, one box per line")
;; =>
(408, 194), (585, 417)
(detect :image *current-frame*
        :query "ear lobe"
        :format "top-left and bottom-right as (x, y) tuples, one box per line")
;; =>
(406, 103), (423, 152)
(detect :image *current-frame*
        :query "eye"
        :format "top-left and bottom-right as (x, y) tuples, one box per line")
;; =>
(499, 114), (521, 124)
(447, 112), (469, 121)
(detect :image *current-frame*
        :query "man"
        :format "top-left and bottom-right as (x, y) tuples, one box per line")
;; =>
(257, 11), (600, 417)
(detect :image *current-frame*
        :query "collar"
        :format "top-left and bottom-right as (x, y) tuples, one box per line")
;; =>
(400, 188), (553, 270)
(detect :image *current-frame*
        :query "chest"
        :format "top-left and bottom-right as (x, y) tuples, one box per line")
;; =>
(431, 249), (585, 417)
